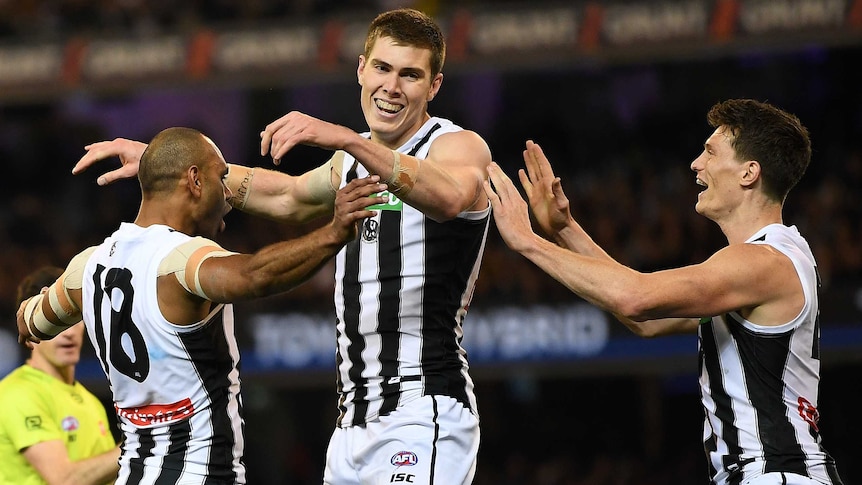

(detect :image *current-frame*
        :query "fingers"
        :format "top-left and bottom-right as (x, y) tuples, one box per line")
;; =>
(337, 175), (387, 214)
(523, 139), (543, 181)
(260, 114), (292, 164)
(517, 168), (533, 199)
(18, 335), (39, 349)
(551, 177), (568, 204)
(486, 162), (516, 199)
(72, 141), (115, 175)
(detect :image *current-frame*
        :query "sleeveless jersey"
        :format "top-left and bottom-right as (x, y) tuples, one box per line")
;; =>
(334, 117), (490, 427)
(82, 223), (245, 484)
(0, 365), (116, 485)
(698, 224), (842, 485)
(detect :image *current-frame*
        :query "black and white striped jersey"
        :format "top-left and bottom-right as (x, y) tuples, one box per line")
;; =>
(334, 117), (489, 427)
(82, 223), (246, 484)
(699, 224), (842, 485)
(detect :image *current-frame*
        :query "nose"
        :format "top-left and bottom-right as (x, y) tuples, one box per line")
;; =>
(382, 72), (400, 95)
(690, 153), (704, 172)
(223, 181), (232, 201)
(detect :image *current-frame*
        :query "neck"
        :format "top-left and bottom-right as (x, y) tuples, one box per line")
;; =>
(716, 201), (784, 244)
(27, 358), (75, 386)
(135, 198), (192, 234)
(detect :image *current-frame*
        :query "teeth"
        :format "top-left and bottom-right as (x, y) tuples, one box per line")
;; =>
(696, 178), (707, 187)
(375, 99), (402, 113)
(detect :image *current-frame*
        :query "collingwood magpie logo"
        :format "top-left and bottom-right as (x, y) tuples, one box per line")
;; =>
(362, 218), (379, 243)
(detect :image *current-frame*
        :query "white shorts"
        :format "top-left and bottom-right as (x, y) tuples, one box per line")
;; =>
(743, 472), (830, 485)
(323, 395), (480, 485)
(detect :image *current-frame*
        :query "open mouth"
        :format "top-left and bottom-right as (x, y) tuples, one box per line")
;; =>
(375, 99), (403, 114)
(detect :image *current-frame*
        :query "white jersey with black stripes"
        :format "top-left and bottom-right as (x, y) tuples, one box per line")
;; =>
(699, 223), (841, 485)
(333, 117), (490, 428)
(81, 222), (246, 485)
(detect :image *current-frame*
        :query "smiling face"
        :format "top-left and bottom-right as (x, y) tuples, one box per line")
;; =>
(690, 125), (752, 221)
(357, 36), (442, 148)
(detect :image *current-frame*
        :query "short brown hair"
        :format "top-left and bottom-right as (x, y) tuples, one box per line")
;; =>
(15, 266), (63, 309)
(364, 8), (446, 77)
(707, 99), (811, 202)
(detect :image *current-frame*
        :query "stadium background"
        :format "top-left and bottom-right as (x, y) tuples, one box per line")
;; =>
(1, 0), (860, 483)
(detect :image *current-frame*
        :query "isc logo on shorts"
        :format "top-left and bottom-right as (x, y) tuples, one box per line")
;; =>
(390, 451), (418, 466)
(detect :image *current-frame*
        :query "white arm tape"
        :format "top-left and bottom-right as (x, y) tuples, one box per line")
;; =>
(47, 280), (81, 326)
(24, 294), (71, 339)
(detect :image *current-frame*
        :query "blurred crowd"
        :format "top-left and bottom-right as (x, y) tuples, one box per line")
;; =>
(0, 0), (468, 39)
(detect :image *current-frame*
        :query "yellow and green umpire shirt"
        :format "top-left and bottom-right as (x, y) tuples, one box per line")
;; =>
(0, 365), (116, 485)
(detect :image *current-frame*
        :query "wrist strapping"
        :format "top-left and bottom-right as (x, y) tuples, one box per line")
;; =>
(385, 150), (421, 197)
(24, 294), (69, 339)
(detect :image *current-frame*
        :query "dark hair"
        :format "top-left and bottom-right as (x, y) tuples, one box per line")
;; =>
(15, 266), (63, 309)
(139, 127), (211, 194)
(364, 8), (446, 77)
(707, 98), (811, 202)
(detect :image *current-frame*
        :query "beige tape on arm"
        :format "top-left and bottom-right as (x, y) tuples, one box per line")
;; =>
(159, 238), (236, 300)
(24, 294), (70, 339)
(47, 279), (80, 326)
(306, 159), (337, 200)
(385, 150), (421, 197)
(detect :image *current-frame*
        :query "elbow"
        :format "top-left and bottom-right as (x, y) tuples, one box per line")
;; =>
(614, 295), (655, 324)
(421, 199), (463, 222)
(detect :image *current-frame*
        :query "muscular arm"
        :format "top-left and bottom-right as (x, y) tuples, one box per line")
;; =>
(261, 112), (492, 222)
(516, 141), (698, 337)
(340, 130), (491, 221)
(485, 162), (802, 336)
(157, 175), (385, 325)
(224, 153), (343, 224)
(23, 441), (120, 485)
(71, 137), (339, 224)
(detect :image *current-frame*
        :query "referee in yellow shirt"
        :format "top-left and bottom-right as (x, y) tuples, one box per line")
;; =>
(0, 266), (119, 485)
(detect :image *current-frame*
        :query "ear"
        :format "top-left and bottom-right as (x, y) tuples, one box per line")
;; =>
(427, 72), (443, 102)
(357, 55), (366, 86)
(740, 160), (761, 188)
(188, 166), (203, 195)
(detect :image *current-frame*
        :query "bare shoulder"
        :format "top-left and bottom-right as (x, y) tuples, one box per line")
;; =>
(429, 130), (492, 169)
(703, 241), (800, 299)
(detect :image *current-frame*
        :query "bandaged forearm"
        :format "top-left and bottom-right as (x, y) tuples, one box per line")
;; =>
(385, 150), (421, 197)
(23, 294), (73, 339)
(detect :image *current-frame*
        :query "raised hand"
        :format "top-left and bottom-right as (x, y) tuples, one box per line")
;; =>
(483, 162), (536, 252)
(329, 175), (388, 243)
(519, 140), (573, 238)
(72, 138), (147, 185)
(260, 111), (353, 165)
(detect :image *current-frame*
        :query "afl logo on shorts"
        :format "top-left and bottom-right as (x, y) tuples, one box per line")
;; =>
(390, 451), (418, 466)
(62, 416), (80, 432)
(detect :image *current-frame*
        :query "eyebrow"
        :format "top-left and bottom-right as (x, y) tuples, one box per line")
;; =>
(370, 58), (427, 77)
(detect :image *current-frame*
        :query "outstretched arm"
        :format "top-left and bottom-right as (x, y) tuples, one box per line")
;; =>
(515, 141), (697, 336)
(72, 138), (335, 224)
(260, 111), (491, 222)
(194, 175), (385, 303)
(485, 162), (801, 337)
